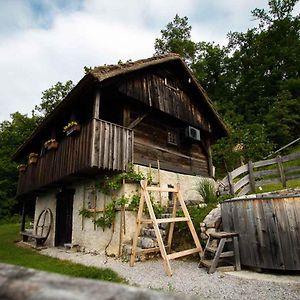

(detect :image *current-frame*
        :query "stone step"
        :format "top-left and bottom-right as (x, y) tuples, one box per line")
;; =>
(137, 237), (158, 249)
(140, 227), (166, 238)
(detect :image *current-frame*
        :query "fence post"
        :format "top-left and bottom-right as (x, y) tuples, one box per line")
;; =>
(228, 172), (234, 195)
(276, 155), (286, 188)
(248, 161), (255, 193)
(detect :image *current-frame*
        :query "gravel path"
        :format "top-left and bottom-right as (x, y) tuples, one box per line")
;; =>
(41, 248), (300, 300)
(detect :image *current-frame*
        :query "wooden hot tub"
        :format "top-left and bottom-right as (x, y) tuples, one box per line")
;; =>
(221, 191), (300, 271)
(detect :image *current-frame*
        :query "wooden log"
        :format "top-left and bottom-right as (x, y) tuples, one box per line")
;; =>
(276, 155), (286, 188)
(248, 161), (255, 193)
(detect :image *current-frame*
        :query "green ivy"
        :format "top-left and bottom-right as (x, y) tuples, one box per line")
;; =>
(79, 208), (93, 218)
(94, 202), (116, 230)
(127, 194), (140, 211)
(99, 165), (145, 195)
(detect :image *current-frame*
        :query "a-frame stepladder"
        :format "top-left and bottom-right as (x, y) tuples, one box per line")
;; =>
(130, 180), (203, 276)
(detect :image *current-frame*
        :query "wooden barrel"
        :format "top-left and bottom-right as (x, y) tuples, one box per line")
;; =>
(221, 195), (300, 270)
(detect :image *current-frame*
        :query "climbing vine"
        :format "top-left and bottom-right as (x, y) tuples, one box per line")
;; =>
(99, 163), (144, 195)
(79, 165), (166, 230)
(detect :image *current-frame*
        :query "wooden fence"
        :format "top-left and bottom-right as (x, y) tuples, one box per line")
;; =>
(219, 152), (300, 196)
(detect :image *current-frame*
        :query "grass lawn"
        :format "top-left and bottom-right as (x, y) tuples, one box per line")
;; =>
(256, 179), (300, 193)
(0, 223), (125, 283)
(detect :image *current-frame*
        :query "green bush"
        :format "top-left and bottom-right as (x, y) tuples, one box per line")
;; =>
(197, 178), (217, 204)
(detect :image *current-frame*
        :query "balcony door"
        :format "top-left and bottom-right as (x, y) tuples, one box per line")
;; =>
(55, 189), (74, 246)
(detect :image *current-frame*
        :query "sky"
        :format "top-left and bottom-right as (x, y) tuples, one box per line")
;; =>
(0, 0), (299, 122)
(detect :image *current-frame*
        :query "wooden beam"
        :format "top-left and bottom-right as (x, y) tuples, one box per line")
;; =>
(167, 247), (201, 260)
(128, 113), (148, 129)
(93, 90), (101, 119)
(206, 139), (214, 177)
(156, 217), (189, 224)
(146, 187), (178, 193)
(123, 105), (130, 127)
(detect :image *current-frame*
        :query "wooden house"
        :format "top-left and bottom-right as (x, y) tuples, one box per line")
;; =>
(13, 54), (228, 255)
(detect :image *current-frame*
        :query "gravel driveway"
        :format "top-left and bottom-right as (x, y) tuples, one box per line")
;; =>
(41, 248), (300, 300)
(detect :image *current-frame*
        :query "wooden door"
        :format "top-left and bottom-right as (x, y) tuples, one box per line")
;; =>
(55, 190), (74, 246)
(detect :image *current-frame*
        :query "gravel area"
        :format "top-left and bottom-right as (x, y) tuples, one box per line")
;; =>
(41, 248), (300, 300)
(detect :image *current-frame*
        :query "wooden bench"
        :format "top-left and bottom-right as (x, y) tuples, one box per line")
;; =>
(20, 231), (47, 247)
(20, 208), (53, 248)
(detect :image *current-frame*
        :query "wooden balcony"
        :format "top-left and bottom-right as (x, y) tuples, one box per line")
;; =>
(17, 118), (134, 196)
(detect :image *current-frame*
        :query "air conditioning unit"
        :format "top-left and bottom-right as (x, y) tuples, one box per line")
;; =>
(185, 126), (201, 141)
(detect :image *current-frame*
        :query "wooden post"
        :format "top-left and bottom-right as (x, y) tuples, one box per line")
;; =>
(167, 191), (177, 250)
(91, 90), (100, 166)
(93, 90), (101, 119)
(20, 199), (26, 232)
(228, 172), (234, 195)
(248, 161), (255, 193)
(93, 188), (97, 231)
(157, 160), (162, 205)
(82, 185), (86, 230)
(123, 106), (130, 127)
(206, 139), (214, 178)
(276, 155), (286, 188)
(130, 185), (145, 267)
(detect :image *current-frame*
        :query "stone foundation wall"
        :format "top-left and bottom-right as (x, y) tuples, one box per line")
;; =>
(33, 164), (210, 256)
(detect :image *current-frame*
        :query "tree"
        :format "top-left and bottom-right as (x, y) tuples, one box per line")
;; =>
(0, 112), (39, 221)
(154, 14), (198, 64)
(35, 80), (74, 116)
(227, 0), (300, 131)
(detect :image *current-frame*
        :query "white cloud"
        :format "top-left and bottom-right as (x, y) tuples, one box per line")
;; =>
(0, 0), (298, 122)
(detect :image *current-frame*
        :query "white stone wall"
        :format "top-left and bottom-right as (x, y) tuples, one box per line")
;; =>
(33, 164), (212, 255)
(134, 165), (205, 204)
(34, 191), (57, 247)
(72, 182), (138, 256)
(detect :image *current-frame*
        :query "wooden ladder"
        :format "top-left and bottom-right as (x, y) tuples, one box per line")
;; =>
(199, 231), (241, 274)
(130, 180), (203, 276)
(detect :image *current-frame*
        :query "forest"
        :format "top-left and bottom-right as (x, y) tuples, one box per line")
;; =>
(0, 0), (299, 220)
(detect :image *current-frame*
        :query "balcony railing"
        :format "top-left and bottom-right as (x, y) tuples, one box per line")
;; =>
(17, 118), (134, 196)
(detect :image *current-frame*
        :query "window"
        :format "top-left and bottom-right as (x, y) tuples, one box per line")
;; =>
(167, 131), (178, 146)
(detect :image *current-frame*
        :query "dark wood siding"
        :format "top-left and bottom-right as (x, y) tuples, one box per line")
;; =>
(17, 121), (93, 196)
(132, 114), (209, 176)
(118, 72), (211, 132)
(17, 119), (134, 196)
(91, 118), (134, 171)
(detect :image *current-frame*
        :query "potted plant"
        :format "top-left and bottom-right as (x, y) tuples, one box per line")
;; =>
(63, 121), (81, 136)
(28, 153), (39, 164)
(17, 164), (27, 172)
(44, 139), (59, 150)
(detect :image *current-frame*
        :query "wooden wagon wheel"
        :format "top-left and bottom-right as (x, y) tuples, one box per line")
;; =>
(35, 208), (53, 240)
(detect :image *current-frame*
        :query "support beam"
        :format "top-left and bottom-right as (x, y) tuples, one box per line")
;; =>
(20, 200), (26, 232)
(93, 90), (101, 119)
(128, 113), (148, 129)
(123, 105), (130, 127)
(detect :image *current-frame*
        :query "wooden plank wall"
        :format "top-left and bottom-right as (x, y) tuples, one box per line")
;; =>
(221, 196), (300, 270)
(92, 118), (134, 171)
(132, 114), (209, 176)
(17, 121), (93, 196)
(118, 72), (211, 132)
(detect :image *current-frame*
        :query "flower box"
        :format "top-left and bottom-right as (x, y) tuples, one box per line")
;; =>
(28, 153), (38, 164)
(63, 121), (81, 137)
(66, 124), (81, 137)
(44, 139), (59, 150)
(17, 164), (27, 172)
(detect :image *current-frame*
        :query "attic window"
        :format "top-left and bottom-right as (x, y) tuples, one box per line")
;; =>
(167, 131), (178, 146)
(164, 78), (179, 92)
